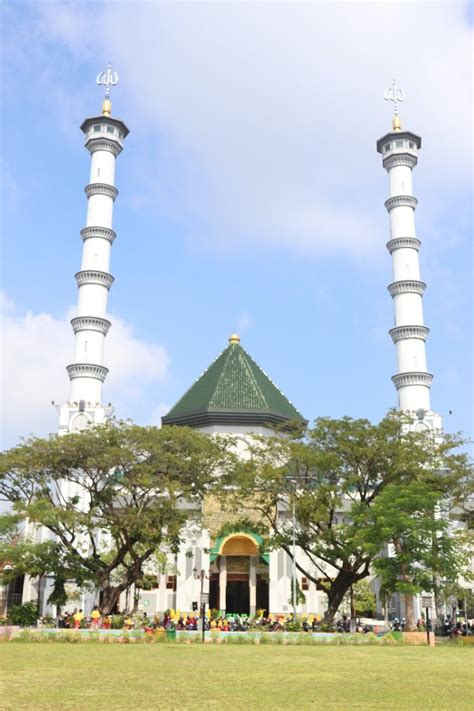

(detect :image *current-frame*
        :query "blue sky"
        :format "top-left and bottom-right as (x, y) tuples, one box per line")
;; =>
(1, 1), (472, 449)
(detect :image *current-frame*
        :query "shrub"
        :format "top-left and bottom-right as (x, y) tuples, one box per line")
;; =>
(110, 614), (125, 629)
(7, 602), (39, 627)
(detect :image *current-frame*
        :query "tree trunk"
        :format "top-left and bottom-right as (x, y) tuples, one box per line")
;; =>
(433, 573), (444, 622)
(100, 585), (126, 615)
(404, 593), (416, 631)
(393, 538), (416, 631)
(322, 574), (356, 626)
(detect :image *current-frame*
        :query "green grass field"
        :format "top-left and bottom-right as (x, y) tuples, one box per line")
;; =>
(1, 644), (473, 709)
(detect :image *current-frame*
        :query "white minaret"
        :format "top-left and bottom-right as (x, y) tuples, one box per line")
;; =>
(377, 81), (441, 432)
(58, 65), (129, 433)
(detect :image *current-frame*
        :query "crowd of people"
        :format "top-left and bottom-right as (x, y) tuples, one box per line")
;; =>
(53, 607), (473, 636)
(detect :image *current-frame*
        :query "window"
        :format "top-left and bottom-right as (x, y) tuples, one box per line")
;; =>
(395, 139), (403, 148)
(301, 577), (309, 591)
(409, 141), (416, 149)
(93, 125), (101, 132)
(106, 125), (115, 134)
(166, 575), (177, 591)
(384, 142), (391, 152)
(118, 131), (123, 139)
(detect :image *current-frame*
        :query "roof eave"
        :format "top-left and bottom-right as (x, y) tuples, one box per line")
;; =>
(162, 408), (307, 430)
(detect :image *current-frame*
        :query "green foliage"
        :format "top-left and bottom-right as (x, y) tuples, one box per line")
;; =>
(358, 480), (470, 601)
(223, 411), (472, 624)
(7, 601), (39, 627)
(0, 422), (233, 614)
(350, 580), (376, 616)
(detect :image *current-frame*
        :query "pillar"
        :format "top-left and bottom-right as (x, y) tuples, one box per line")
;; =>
(249, 556), (257, 615)
(219, 556), (227, 614)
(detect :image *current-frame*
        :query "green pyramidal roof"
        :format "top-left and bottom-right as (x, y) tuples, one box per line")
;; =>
(162, 336), (306, 429)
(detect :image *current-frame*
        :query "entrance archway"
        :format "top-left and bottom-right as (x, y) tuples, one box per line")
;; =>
(208, 533), (269, 615)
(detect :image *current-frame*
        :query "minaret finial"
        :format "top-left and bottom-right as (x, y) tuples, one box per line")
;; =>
(384, 78), (404, 132)
(96, 62), (118, 117)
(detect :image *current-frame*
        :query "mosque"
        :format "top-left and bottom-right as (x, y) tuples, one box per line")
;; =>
(3, 71), (446, 620)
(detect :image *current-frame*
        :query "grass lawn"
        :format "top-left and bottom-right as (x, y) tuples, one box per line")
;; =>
(1, 643), (473, 709)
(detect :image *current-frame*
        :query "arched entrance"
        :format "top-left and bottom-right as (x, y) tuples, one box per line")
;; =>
(208, 533), (269, 615)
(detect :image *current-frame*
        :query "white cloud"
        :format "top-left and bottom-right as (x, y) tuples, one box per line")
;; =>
(0, 292), (169, 449)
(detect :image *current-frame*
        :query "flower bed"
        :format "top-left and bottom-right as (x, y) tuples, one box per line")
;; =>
(1, 628), (407, 646)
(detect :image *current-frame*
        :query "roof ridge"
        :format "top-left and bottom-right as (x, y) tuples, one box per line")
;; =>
(208, 345), (235, 405)
(208, 344), (268, 410)
(243, 347), (302, 414)
(237, 346), (269, 408)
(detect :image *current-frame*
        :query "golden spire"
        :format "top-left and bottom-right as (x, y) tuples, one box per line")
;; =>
(228, 333), (240, 345)
(102, 99), (112, 117)
(392, 114), (401, 132)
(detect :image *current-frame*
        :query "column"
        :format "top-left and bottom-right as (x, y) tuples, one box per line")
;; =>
(249, 556), (257, 615)
(219, 556), (226, 614)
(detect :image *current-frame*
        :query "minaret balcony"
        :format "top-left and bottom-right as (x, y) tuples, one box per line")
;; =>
(80, 226), (116, 244)
(383, 153), (418, 171)
(71, 316), (111, 335)
(392, 371), (433, 389)
(389, 325), (429, 343)
(84, 183), (118, 200)
(387, 280), (426, 297)
(385, 195), (418, 212)
(85, 137), (122, 157)
(75, 270), (114, 289)
(386, 237), (420, 254)
(67, 363), (109, 382)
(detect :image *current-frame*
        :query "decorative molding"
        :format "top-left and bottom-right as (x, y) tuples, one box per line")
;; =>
(66, 363), (109, 382)
(70, 316), (111, 335)
(383, 153), (417, 171)
(85, 138), (122, 157)
(389, 325), (430, 343)
(80, 226), (116, 244)
(84, 183), (118, 200)
(385, 195), (418, 212)
(75, 270), (114, 289)
(386, 237), (420, 254)
(392, 371), (433, 389)
(387, 280), (426, 297)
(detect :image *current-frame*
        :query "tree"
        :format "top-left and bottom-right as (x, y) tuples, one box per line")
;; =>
(356, 480), (471, 629)
(225, 412), (472, 626)
(0, 422), (230, 614)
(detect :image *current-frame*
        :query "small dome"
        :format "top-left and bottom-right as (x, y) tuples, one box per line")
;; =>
(228, 333), (240, 345)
